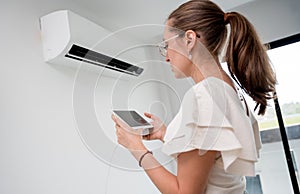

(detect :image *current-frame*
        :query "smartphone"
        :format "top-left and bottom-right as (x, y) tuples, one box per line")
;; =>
(112, 110), (153, 135)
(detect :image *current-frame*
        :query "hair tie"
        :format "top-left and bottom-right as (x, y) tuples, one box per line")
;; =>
(224, 12), (229, 24)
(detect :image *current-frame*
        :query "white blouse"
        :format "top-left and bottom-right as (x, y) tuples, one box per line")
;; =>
(162, 77), (261, 194)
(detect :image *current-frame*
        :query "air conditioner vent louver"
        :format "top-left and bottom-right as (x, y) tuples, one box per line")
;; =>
(65, 44), (143, 76)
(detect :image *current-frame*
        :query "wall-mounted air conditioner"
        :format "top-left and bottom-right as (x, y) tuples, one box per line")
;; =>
(39, 10), (144, 76)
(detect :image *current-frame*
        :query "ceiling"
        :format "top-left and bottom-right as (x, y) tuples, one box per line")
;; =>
(72, 0), (255, 42)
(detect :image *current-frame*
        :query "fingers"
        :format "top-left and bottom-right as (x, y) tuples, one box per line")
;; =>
(111, 114), (128, 128)
(111, 114), (117, 122)
(144, 112), (152, 118)
(115, 125), (122, 145)
(142, 134), (150, 140)
(144, 112), (158, 121)
(111, 114), (122, 124)
(113, 115), (120, 139)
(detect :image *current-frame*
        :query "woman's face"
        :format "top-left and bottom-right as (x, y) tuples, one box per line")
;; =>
(163, 22), (192, 79)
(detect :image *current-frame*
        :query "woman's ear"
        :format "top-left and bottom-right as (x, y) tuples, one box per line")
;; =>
(185, 30), (197, 50)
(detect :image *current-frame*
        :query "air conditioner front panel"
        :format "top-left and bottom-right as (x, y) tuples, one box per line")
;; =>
(40, 10), (71, 62)
(40, 10), (144, 77)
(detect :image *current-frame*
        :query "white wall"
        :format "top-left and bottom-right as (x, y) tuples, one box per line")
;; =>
(231, 0), (300, 43)
(0, 0), (190, 193)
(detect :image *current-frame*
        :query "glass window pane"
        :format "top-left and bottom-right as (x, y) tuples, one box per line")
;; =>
(256, 41), (300, 193)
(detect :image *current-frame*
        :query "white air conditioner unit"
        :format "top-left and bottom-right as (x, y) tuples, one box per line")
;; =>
(39, 10), (144, 76)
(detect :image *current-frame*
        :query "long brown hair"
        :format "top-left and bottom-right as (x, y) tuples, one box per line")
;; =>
(168, 0), (276, 115)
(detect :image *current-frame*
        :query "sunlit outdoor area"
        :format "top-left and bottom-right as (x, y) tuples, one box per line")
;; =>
(258, 41), (300, 130)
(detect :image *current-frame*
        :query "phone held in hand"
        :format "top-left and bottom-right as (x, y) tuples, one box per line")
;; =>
(113, 110), (153, 135)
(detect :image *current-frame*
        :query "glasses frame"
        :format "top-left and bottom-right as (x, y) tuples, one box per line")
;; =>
(157, 32), (200, 57)
(157, 34), (180, 57)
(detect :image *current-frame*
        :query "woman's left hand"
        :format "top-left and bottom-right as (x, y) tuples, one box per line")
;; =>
(111, 114), (146, 151)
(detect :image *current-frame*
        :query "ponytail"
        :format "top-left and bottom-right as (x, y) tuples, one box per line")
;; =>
(225, 12), (276, 115)
(167, 1), (276, 115)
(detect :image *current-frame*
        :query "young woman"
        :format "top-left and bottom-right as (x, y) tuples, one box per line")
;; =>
(112, 0), (276, 193)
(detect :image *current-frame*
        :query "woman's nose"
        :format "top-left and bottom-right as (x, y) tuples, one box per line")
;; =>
(165, 53), (170, 62)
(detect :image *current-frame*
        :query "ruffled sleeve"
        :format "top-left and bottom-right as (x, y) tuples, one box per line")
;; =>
(162, 78), (261, 176)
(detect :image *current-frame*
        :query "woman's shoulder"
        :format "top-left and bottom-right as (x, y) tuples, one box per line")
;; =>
(193, 77), (236, 93)
(183, 77), (238, 102)
(181, 76), (246, 121)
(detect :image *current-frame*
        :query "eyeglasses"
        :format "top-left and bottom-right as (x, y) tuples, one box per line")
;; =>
(157, 33), (201, 57)
(157, 34), (180, 57)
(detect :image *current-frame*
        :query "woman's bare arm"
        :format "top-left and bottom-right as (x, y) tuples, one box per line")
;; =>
(131, 148), (217, 194)
(113, 114), (216, 194)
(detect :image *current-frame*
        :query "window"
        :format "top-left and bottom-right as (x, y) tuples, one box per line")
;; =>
(255, 36), (300, 194)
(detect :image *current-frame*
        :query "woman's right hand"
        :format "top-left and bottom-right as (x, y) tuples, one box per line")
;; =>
(143, 112), (166, 142)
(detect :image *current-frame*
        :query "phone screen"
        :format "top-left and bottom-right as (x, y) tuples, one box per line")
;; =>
(113, 110), (150, 127)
